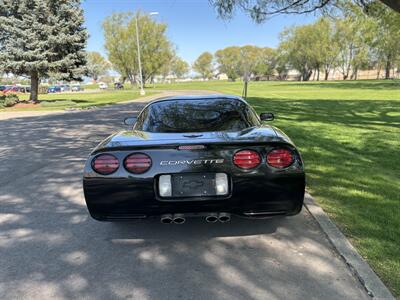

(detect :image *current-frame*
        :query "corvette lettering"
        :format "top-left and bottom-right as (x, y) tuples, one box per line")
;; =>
(160, 159), (224, 166)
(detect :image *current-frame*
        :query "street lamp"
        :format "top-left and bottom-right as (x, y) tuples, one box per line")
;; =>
(135, 12), (159, 96)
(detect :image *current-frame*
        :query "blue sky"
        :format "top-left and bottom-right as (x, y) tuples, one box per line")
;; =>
(82, 0), (317, 64)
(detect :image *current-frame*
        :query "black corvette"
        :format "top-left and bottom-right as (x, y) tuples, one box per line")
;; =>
(83, 95), (305, 223)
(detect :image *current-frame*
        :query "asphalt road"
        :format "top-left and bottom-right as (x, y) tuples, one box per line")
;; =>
(0, 93), (369, 300)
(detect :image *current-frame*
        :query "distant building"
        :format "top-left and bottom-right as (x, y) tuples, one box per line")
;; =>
(216, 73), (228, 80)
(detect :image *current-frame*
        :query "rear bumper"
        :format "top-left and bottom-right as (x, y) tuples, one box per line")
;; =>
(83, 174), (305, 221)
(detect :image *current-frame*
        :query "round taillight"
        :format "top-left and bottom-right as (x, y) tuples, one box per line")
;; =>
(233, 150), (261, 169)
(124, 153), (152, 174)
(267, 149), (294, 169)
(92, 154), (119, 175)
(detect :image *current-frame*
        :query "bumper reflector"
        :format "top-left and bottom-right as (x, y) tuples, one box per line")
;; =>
(159, 175), (172, 197)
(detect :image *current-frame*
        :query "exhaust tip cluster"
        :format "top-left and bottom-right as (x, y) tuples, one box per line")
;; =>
(161, 214), (186, 224)
(161, 213), (231, 224)
(205, 213), (218, 223)
(218, 212), (231, 223)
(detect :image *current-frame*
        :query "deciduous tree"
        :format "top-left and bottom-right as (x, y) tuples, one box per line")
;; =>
(171, 57), (190, 78)
(334, 16), (371, 80)
(313, 18), (340, 80)
(367, 3), (400, 79)
(193, 52), (214, 80)
(87, 52), (110, 82)
(253, 47), (277, 80)
(210, 0), (400, 23)
(103, 12), (174, 86)
(278, 24), (319, 81)
(215, 47), (241, 81)
(239, 45), (260, 80)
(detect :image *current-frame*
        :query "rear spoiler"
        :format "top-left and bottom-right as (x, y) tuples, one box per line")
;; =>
(91, 140), (295, 155)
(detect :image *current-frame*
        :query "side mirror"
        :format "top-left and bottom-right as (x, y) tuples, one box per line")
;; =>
(260, 112), (274, 121)
(124, 117), (137, 126)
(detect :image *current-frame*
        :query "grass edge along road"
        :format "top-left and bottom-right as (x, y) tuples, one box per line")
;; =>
(0, 89), (153, 111)
(152, 80), (399, 296)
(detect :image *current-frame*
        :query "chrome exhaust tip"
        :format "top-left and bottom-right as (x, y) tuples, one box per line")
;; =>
(218, 212), (231, 223)
(172, 214), (186, 224)
(205, 213), (218, 223)
(161, 214), (173, 224)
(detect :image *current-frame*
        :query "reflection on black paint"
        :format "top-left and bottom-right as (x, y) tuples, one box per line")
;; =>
(135, 98), (261, 133)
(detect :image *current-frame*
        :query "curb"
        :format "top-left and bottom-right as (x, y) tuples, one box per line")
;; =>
(304, 193), (394, 300)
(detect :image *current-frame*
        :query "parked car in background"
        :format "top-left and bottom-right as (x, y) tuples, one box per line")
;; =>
(99, 82), (108, 90)
(71, 84), (84, 92)
(17, 86), (30, 93)
(48, 86), (62, 93)
(114, 82), (124, 90)
(60, 84), (71, 92)
(0, 85), (30, 93)
(3, 86), (20, 94)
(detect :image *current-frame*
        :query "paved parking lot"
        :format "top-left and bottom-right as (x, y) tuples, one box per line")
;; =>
(0, 94), (369, 299)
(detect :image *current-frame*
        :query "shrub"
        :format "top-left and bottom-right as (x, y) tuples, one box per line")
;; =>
(0, 93), (20, 107)
(5, 93), (19, 102)
(3, 98), (17, 107)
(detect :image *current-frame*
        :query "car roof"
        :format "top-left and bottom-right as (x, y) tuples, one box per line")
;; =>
(148, 94), (247, 105)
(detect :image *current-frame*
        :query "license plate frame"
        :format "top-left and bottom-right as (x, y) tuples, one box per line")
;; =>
(171, 173), (217, 198)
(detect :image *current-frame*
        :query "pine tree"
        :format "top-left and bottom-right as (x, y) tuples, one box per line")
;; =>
(0, 0), (88, 101)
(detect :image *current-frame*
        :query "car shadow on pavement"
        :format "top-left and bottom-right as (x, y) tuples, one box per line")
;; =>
(109, 216), (282, 239)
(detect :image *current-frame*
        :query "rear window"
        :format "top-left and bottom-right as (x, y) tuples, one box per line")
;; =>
(135, 98), (260, 133)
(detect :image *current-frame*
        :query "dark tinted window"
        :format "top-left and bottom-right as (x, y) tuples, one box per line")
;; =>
(135, 99), (260, 133)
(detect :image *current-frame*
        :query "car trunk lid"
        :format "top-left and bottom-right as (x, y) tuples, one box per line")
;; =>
(93, 126), (281, 153)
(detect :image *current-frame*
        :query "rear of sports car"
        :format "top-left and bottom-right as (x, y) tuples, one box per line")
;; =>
(83, 138), (305, 222)
(83, 96), (305, 222)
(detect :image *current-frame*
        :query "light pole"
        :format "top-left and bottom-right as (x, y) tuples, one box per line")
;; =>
(135, 12), (159, 96)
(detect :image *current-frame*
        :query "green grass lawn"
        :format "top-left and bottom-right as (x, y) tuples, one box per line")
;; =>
(1, 89), (148, 111)
(154, 80), (400, 296)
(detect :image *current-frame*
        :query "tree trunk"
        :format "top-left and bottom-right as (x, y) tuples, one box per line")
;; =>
(303, 70), (312, 81)
(379, 0), (400, 13)
(29, 72), (39, 102)
(128, 74), (135, 86)
(142, 72), (146, 88)
(385, 61), (391, 79)
(317, 69), (320, 81)
(324, 70), (329, 80)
